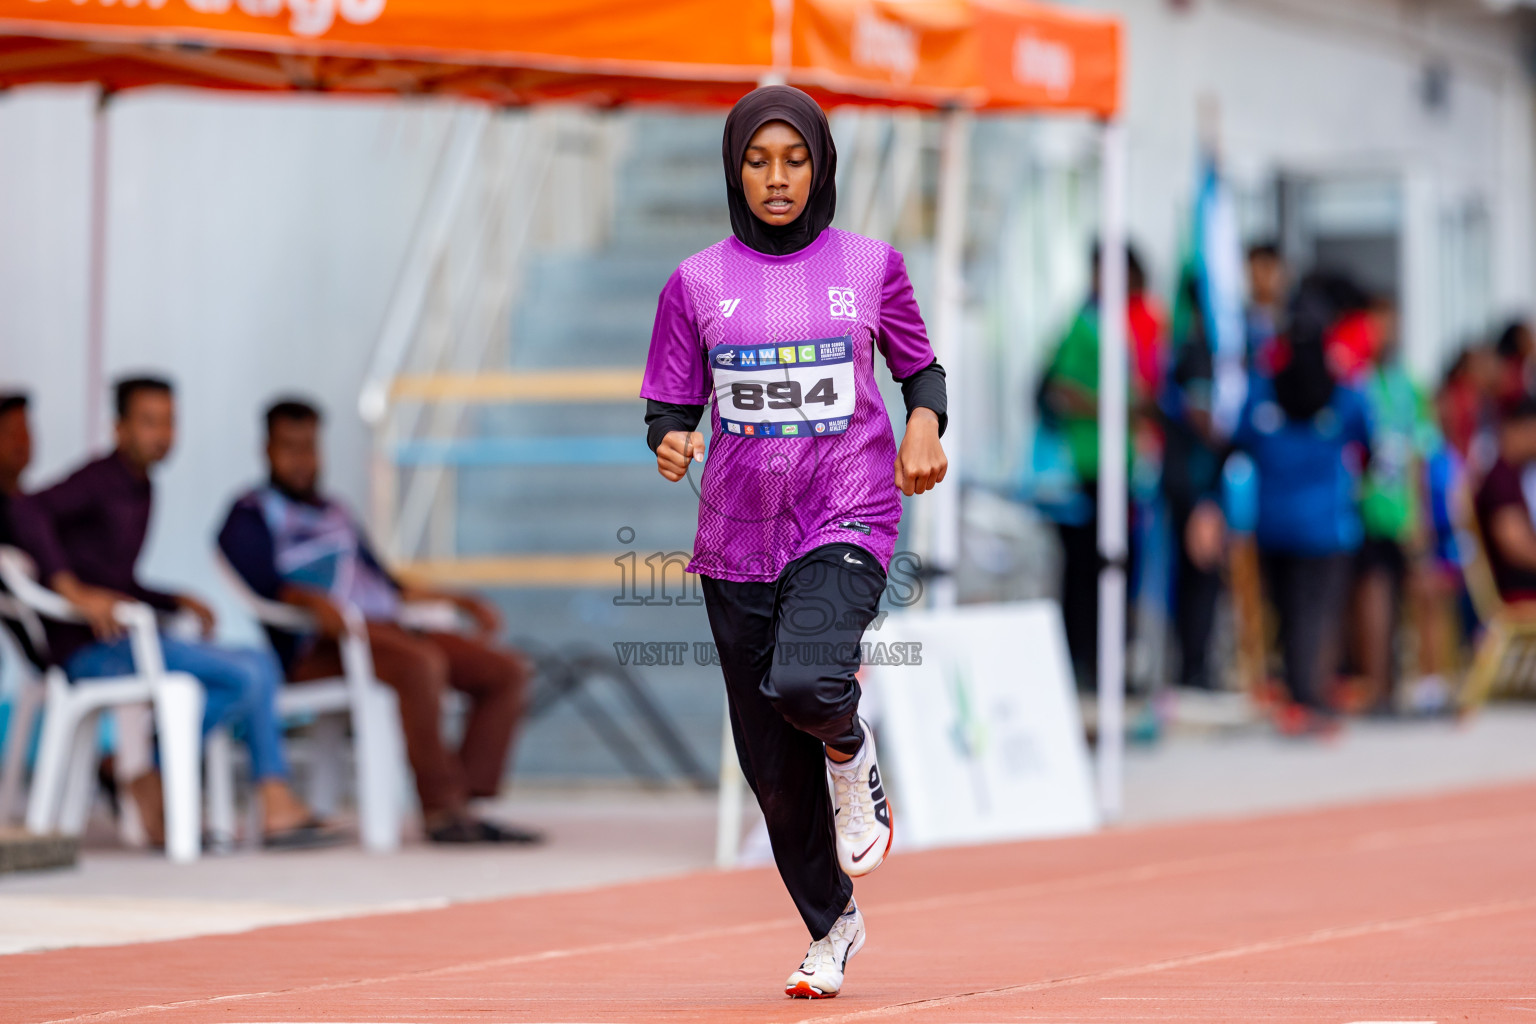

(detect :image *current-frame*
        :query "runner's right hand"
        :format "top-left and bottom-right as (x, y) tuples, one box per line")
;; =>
(657, 431), (705, 482)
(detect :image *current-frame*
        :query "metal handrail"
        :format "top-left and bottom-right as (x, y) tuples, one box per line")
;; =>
(358, 107), (491, 428)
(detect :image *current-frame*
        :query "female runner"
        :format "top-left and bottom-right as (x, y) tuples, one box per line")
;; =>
(641, 85), (948, 999)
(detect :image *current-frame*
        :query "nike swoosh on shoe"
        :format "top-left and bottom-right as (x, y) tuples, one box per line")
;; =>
(851, 836), (881, 862)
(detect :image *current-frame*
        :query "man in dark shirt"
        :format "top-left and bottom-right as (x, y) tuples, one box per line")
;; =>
(219, 399), (537, 844)
(10, 377), (325, 848)
(0, 393), (28, 528)
(1474, 395), (1536, 602)
(0, 392), (45, 670)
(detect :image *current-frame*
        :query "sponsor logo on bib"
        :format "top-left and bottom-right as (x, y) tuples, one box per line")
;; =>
(710, 337), (858, 440)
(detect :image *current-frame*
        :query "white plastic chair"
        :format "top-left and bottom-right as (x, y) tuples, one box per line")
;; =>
(0, 590), (48, 826)
(213, 554), (404, 853)
(0, 545), (205, 863)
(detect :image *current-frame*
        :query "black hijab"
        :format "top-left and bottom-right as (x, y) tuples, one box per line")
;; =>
(722, 86), (837, 256)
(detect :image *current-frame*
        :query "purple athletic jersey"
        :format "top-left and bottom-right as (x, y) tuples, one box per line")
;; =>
(641, 228), (936, 582)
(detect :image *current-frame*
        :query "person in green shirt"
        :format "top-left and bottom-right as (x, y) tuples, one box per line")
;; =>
(1038, 244), (1164, 685)
(1352, 299), (1439, 713)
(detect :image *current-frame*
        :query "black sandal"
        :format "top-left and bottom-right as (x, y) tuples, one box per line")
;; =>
(262, 818), (344, 850)
(475, 819), (544, 845)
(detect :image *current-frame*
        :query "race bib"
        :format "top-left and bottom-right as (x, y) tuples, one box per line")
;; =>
(709, 337), (856, 438)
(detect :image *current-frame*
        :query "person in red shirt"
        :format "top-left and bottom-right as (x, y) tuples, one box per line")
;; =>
(1437, 345), (1501, 472)
(1494, 319), (1533, 405)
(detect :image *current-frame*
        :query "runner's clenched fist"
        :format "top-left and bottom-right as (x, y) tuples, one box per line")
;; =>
(657, 430), (705, 481)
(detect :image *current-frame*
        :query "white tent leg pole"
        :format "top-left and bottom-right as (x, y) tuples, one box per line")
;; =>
(761, 0), (793, 87)
(929, 108), (971, 610)
(1096, 119), (1128, 823)
(85, 90), (113, 448)
(714, 703), (744, 869)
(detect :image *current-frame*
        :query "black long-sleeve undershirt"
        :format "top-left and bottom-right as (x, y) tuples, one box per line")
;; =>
(645, 360), (948, 452)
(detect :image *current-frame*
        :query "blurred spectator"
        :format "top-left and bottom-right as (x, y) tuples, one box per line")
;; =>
(1244, 241), (1287, 367)
(1472, 395), (1536, 604)
(1412, 431), (1465, 714)
(218, 399), (539, 845)
(1311, 274), (1375, 384)
(1233, 300), (1372, 722)
(1352, 297), (1438, 712)
(10, 378), (329, 848)
(1494, 319), (1533, 405)
(0, 392), (29, 542)
(1037, 243), (1164, 685)
(0, 392), (45, 671)
(1437, 344), (1501, 472)
(1160, 274), (1226, 690)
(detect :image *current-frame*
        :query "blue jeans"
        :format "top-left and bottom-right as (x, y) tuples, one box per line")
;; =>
(67, 636), (291, 781)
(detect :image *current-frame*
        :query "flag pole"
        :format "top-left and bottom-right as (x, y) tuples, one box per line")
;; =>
(1096, 118), (1128, 822)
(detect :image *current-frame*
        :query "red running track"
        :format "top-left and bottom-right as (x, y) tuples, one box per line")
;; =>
(4, 782), (1535, 1023)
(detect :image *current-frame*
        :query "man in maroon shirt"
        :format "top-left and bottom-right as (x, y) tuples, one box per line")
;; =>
(11, 378), (326, 848)
(0, 392), (45, 670)
(1474, 395), (1536, 603)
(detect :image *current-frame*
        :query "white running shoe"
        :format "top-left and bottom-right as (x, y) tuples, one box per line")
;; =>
(828, 717), (892, 877)
(784, 899), (866, 999)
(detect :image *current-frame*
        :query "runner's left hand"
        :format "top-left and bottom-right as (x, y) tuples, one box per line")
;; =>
(894, 409), (947, 496)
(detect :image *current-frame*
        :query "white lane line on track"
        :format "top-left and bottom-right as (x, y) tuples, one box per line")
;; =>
(793, 896), (1536, 1023)
(34, 812), (1536, 1024)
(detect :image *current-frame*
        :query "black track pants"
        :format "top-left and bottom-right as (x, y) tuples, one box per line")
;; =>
(702, 543), (887, 940)
(1261, 550), (1353, 710)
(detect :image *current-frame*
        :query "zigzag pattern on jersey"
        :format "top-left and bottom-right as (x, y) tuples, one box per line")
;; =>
(795, 231), (902, 568)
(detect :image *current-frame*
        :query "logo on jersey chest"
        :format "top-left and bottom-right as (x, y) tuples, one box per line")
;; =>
(828, 288), (858, 320)
(719, 298), (742, 317)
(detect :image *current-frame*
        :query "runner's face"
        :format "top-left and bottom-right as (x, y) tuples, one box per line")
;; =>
(741, 121), (812, 227)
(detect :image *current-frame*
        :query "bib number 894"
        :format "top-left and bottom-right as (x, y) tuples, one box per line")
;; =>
(730, 378), (840, 411)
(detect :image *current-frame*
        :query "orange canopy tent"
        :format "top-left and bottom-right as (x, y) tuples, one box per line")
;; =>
(0, 0), (1133, 821)
(0, 0), (1119, 114)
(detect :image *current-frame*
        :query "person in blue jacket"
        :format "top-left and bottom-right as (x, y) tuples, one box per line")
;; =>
(1232, 311), (1373, 715)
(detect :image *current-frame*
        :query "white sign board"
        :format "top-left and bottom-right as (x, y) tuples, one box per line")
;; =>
(866, 601), (1098, 849)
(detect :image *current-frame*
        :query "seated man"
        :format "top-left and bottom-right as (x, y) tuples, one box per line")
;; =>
(1474, 395), (1536, 604)
(218, 399), (538, 844)
(0, 392), (46, 671)
(0, 393), (28, 525)
(10, 377), (327, 847)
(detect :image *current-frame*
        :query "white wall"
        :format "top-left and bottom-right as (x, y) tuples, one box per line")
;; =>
(0, 87), (455, 634)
